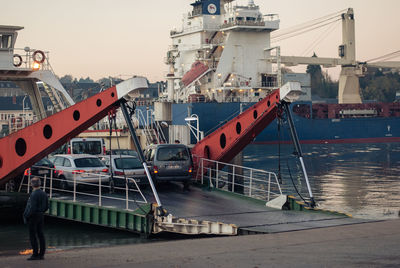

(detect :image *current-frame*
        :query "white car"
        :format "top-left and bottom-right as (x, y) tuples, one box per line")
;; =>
(50, 154), (109, 189)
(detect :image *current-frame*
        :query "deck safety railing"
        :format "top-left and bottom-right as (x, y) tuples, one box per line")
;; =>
(19, 166), (148, 210)
(9, 48), (52, 71)
(197, 158), (283, 202)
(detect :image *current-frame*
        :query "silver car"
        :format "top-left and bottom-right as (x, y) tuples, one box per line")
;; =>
(100, 155), (148, 187)
(50, 154), (109, 189)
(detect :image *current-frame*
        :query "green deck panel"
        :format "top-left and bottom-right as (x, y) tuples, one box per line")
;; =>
(46, 199), (151, 235)
(59, 202), (66, 217)
(118, 212), (127, 228)
(92, 207), (99, 224)
(67, 203), (74, 219)
(83, 206), (91, 223)
(75, 204), (82, 221)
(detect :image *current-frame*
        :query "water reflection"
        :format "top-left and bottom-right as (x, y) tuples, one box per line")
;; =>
(0, 218), (150, 257)
(244, 142), (400, 219)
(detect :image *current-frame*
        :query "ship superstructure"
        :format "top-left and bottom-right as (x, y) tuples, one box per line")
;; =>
(165, 0), (280, 103)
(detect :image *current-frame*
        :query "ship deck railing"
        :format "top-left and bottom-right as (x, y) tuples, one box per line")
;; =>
(196, 158), (283, 202)
(19, 167), (148, 210)
(5, 47), (52, 71)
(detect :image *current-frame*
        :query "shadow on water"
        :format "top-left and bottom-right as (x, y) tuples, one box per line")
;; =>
(243, 142), (400, 220)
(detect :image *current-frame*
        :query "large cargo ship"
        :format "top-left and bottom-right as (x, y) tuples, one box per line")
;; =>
(160, 0), (400, 144)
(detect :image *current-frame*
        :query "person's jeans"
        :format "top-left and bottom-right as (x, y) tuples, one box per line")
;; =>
(28, 213), (45, 257)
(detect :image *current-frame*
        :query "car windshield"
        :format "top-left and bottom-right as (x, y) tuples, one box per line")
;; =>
(114, 158), (142, 169)
(157, 147), (189, 161)
(74, 157), (104, 168)
(72, 141), (102, 155)
(35, 158), (53, 166)
(111, 150), (138, 156)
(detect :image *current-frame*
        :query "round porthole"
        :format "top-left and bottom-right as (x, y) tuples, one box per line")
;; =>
(73, 110), (80, 121)
(236, 122), (241, 134)
(220, 133), (226, 149)
(253, 110), (258, 119)
(15, 138), (27, 157)
(43, 125), (52, 139)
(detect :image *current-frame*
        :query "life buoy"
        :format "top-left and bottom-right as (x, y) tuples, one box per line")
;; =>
(32, 50), (45, 63)
(13, 54), (23, 67)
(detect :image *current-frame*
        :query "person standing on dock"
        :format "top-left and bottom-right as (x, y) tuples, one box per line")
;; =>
(23, 176), (49, 261)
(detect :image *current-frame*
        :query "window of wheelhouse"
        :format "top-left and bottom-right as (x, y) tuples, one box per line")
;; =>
(0, 34), (12, 49)
(261, 74), (277, 87)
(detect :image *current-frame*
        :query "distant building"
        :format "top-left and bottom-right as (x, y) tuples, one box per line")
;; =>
(61, 82), (102, 102)
(0, 81), (23, 96)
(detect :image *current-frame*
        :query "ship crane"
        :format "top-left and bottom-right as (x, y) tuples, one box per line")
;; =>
(267, 8), (400, 104)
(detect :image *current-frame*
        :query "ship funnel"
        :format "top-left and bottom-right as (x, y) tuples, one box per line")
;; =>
(248, 0), (255, 6)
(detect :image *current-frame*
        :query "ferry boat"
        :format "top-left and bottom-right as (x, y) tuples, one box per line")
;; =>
(157, 0), (400, 144)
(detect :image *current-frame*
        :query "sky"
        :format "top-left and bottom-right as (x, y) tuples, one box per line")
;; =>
(3, 0), (400, 82)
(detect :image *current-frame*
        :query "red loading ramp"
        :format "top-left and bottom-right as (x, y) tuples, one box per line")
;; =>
(0, 77), (147, 184)
(191, 89), (280, 171)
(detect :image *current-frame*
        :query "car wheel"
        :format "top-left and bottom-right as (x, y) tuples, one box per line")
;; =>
(59, 176), (68, 190)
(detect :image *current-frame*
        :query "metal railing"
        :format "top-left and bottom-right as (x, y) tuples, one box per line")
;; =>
(8, 48), (52, 71)
(197, 158), (283, 202)
(135, 109), (167, 145)
(19, 166), (148, 210)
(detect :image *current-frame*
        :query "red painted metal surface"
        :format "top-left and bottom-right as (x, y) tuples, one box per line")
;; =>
(0, 86), (120, 184)
(181, 61), (209, 87)
(191, 89), (280, 171)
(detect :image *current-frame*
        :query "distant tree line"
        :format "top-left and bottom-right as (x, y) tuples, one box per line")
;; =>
(360, 69), (400, 102)
(58, 75), (123, 88)
(305, 53), (400, 102)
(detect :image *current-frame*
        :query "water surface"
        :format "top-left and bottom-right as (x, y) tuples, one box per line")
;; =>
(243, 142), (400, 219)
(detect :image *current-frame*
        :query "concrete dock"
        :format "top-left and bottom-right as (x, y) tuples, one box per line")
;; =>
(2, 219), (399, 267)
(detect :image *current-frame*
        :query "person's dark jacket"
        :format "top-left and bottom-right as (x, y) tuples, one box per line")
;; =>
(23, 189), (49, 223)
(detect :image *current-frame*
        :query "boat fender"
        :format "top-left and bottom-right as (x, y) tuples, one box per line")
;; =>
(32, 50), (45, 63)
(13, 54), (23, 67)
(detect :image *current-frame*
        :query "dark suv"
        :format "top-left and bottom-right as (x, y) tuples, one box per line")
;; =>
(144, 144), (193, 184)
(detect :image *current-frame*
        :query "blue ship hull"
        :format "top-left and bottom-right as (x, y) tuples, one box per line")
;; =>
(168, 102), (400, 144)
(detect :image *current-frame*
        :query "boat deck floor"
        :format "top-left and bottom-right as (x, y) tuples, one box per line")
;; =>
(51, 182), (374, 234)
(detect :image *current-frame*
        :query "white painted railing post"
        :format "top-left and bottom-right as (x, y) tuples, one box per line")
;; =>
(276, 174), (283, 195)
(216, 162), (219, 188)
(98, 174), (102, 206)
(232, 166), (235, 193)
(208, 167), (212, 187)
(43, 174), (47, 192)
(267, 173), (271, 202)
(201, 158), (204, 185)
(49, 170), (53, 198)
(249, 170), (253, 198)
(125, 179), (129, 210)
(73, 173), (76, 202)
